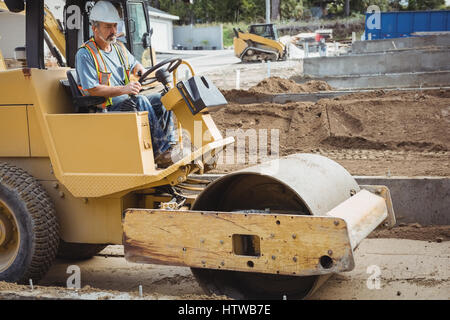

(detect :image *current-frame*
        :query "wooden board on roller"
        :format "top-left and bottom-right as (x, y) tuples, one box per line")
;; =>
(122, 209), (355, 277)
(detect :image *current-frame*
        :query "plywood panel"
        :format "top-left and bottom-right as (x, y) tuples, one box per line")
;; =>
(123, 209), (354, 276)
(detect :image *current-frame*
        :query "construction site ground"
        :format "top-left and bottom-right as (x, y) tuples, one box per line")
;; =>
(0, 234), (448, 300)
(1, 60), (449, 300)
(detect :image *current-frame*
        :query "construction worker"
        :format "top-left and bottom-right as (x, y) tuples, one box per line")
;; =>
(75, 1), (176, 167)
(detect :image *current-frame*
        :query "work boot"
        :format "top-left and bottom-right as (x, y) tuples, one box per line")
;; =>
(154, 132), (199, 169)
(154, 147), (175, 168)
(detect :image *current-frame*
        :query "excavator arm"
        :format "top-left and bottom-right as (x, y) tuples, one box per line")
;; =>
(1, 1), (66, 66)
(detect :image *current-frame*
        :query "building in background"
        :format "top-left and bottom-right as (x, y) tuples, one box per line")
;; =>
(45, 0), (64, 21)
(148, 6), (179, 52)
(0, 8), (25, 59)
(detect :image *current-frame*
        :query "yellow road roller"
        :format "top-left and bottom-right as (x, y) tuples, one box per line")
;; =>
(0, 0), (394, 299)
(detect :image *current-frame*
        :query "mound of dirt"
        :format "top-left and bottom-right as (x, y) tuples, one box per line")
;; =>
(211, 88), (450, 175)
(221, 89), (272, 104)
(319, 90), (450, 152)
(214, 89), (450, 153)
(369, 224), (450, 242)
(248, 77), (333, 94)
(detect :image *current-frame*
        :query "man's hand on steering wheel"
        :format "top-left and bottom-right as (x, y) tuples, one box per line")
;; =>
(138, 57), (183, 87)
(119, 58), (183, 113)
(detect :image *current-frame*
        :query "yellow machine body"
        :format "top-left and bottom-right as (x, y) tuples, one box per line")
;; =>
(0, 67), (233, 244)
(0, 50), (7, 71)
(0, 1), (157, 71)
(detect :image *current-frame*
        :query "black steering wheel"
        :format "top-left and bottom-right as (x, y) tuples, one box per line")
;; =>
(138, 57), (183, 86)
(119, 58), (182, 113)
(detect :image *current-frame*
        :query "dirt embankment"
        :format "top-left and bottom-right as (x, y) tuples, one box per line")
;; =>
(249, 77), (333, 94)
(320, 90), (450, 152)
(369, 224), (450, 242)
(212, 78), (450, 176)
(221, 77), (333, 102)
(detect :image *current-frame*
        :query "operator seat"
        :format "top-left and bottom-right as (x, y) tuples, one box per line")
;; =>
(64, 69), (106, 113)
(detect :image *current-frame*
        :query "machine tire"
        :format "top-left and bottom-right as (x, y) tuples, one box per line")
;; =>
(57, 241), (107, 260)
(0, 162), (60, 284)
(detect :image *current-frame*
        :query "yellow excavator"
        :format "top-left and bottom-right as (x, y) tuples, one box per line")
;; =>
(233, 23), (287, 62)
(0, 0), (67, 67)
(0, 0), (395, 299)
(0, 0), (156, 69)
(0, 49), (6, 71)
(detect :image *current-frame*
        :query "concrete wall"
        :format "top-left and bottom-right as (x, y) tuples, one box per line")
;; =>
(173, 25), (223, 50)
(302, 49), (450, 77)
(294, 71), (450, 89)
(356, 177), (450, 226)
(352, 34), (450, 54)
(300, 33), (450, 89)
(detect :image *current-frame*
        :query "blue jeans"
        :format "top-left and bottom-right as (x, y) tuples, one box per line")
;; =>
(109, 93), (175, 157)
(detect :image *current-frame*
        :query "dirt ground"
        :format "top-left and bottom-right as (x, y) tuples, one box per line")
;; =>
(369, 224), (450, 242)
(0, 232), (448, 300)
(210, 78), (450, 176)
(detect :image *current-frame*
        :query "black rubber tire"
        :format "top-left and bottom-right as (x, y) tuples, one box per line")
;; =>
(57, 240), (107, 260)
(191, 268), (317, 300)
(0, 162), (60, 284)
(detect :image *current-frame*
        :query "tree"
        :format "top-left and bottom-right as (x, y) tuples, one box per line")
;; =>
(271, 0), (281, 20)
(148, 0), (161, 9)
(280, 0), (304, 20)
(407, 0), (445, 10)
(155, 0), (448, 24)
(345, 0), (350, 16)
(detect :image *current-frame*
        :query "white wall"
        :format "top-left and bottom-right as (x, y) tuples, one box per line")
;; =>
(173, 25), (223, 50)
(44, 0), (64, 21)
(149, 18), (173, 52)
(0, 12), (25, 58)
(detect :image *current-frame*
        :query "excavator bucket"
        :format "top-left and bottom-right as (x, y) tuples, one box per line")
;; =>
(122, 154), (395, 299)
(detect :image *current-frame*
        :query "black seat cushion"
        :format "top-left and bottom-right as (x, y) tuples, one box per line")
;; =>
(65, 69), (106, 113)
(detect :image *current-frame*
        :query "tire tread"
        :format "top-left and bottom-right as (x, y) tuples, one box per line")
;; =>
(0, 162), (60, 283)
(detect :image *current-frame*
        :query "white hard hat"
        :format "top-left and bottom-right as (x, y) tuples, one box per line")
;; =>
(90, 1), (122, 24)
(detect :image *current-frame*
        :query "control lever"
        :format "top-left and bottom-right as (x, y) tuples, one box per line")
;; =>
(120, 71), (143, 112)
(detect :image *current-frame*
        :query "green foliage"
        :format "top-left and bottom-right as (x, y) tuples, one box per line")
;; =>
(351, 0), (392, 12)
(222, 22), (250, 47)
(407, 0), (446, 10)
(152, 0), (448, 25)
(280, 0), (304, 20)
(157, 0), (266, 24)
